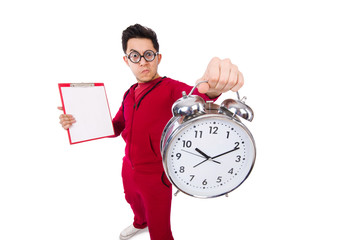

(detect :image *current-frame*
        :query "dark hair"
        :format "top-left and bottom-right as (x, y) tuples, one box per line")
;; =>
(122, 24), (159, 53)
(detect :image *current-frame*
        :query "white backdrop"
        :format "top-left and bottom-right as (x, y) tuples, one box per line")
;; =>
(1, 0), (361, 239)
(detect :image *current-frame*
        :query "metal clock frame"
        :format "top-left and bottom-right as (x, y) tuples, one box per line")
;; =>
(161, 113), (256, 199)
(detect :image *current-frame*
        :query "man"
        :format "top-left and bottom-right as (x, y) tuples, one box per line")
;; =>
(59, 24), (244, 240)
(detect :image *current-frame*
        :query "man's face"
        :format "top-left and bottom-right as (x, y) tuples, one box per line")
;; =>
(123, 38), (162, 83)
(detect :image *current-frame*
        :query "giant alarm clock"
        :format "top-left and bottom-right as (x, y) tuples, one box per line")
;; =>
(161, 81), (256, 198)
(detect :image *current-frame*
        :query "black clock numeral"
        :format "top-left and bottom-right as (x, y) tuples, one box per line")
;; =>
(216, 176), (222, 183)
(226, 131), (230, 139)
(194, 130), (203, 138)
(234, 142), (240, 148)
(176, 153), (182, 160)
(236, 155), (241, 162)
(202, 179), (208, 185)
(182, 140), (192, 148)
(180, 166), (185, 173)
(190, 175), (195, 182)
(209, 126), (218, 134)
(228, 168), (234, 174)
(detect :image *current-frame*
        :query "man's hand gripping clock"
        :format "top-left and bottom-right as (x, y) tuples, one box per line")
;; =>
(196, 57), (244, 99)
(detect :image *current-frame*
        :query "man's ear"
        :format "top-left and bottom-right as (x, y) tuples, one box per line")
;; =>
(157, 53), (162, 64)
(123, 56), (130, 66)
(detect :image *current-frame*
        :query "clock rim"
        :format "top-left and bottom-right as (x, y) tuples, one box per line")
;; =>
(161, 114), (256, 198)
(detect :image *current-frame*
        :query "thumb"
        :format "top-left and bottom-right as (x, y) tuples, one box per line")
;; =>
(196, 78), (209, 94)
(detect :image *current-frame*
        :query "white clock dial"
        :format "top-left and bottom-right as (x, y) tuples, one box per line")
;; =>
(164, 115), (255, 198)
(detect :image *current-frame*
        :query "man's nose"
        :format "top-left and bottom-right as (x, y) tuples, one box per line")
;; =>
(139, 56), (148, 65)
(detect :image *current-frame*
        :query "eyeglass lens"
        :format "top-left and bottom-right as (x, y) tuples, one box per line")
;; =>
(128, 50), (157, 63)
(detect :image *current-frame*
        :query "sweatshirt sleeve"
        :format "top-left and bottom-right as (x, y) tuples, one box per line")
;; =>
(112, 105), (125, 137)
(112, 88), (131, 137)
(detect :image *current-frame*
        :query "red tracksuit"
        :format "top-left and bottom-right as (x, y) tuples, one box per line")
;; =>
(112, 77), (215, 240)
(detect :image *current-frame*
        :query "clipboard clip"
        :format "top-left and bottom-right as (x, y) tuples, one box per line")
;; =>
(70, 83), (95, 87)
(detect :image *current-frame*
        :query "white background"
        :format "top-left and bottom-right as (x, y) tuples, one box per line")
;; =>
(1, 0), (361, 239)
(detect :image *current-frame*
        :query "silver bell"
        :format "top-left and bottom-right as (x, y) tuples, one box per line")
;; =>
(172, 91), (206, 117)
(220, 94), (254, 122)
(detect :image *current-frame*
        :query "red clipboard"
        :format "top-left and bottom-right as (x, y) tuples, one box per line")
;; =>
(58, 83), (115, 144)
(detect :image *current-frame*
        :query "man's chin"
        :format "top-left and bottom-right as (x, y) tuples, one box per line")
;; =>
(137, 77), (154, 83)
(136, 73), (159, 83)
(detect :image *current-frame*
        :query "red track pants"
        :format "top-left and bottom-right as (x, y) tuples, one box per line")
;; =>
(122, 159), (174, 240)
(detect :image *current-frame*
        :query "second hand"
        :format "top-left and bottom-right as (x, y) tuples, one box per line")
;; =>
(181, 149), (204, 158)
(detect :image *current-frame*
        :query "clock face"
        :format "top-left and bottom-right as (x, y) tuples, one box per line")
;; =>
(163, 115), (255, 198)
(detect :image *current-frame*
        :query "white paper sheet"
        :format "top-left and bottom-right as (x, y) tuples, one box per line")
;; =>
(60, 84), (114, 144)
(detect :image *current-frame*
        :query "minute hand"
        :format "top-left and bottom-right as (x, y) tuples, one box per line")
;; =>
(211, 147), (240, 159)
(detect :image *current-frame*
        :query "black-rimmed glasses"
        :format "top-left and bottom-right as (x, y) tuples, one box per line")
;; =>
(126, 50), (159, 63)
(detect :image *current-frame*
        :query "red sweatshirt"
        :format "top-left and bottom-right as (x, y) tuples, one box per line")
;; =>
(112, 77), (217, 173)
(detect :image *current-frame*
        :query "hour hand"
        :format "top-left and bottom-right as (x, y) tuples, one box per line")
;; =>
(193, 148), (221, 168)
(195, 148), (211, 159)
